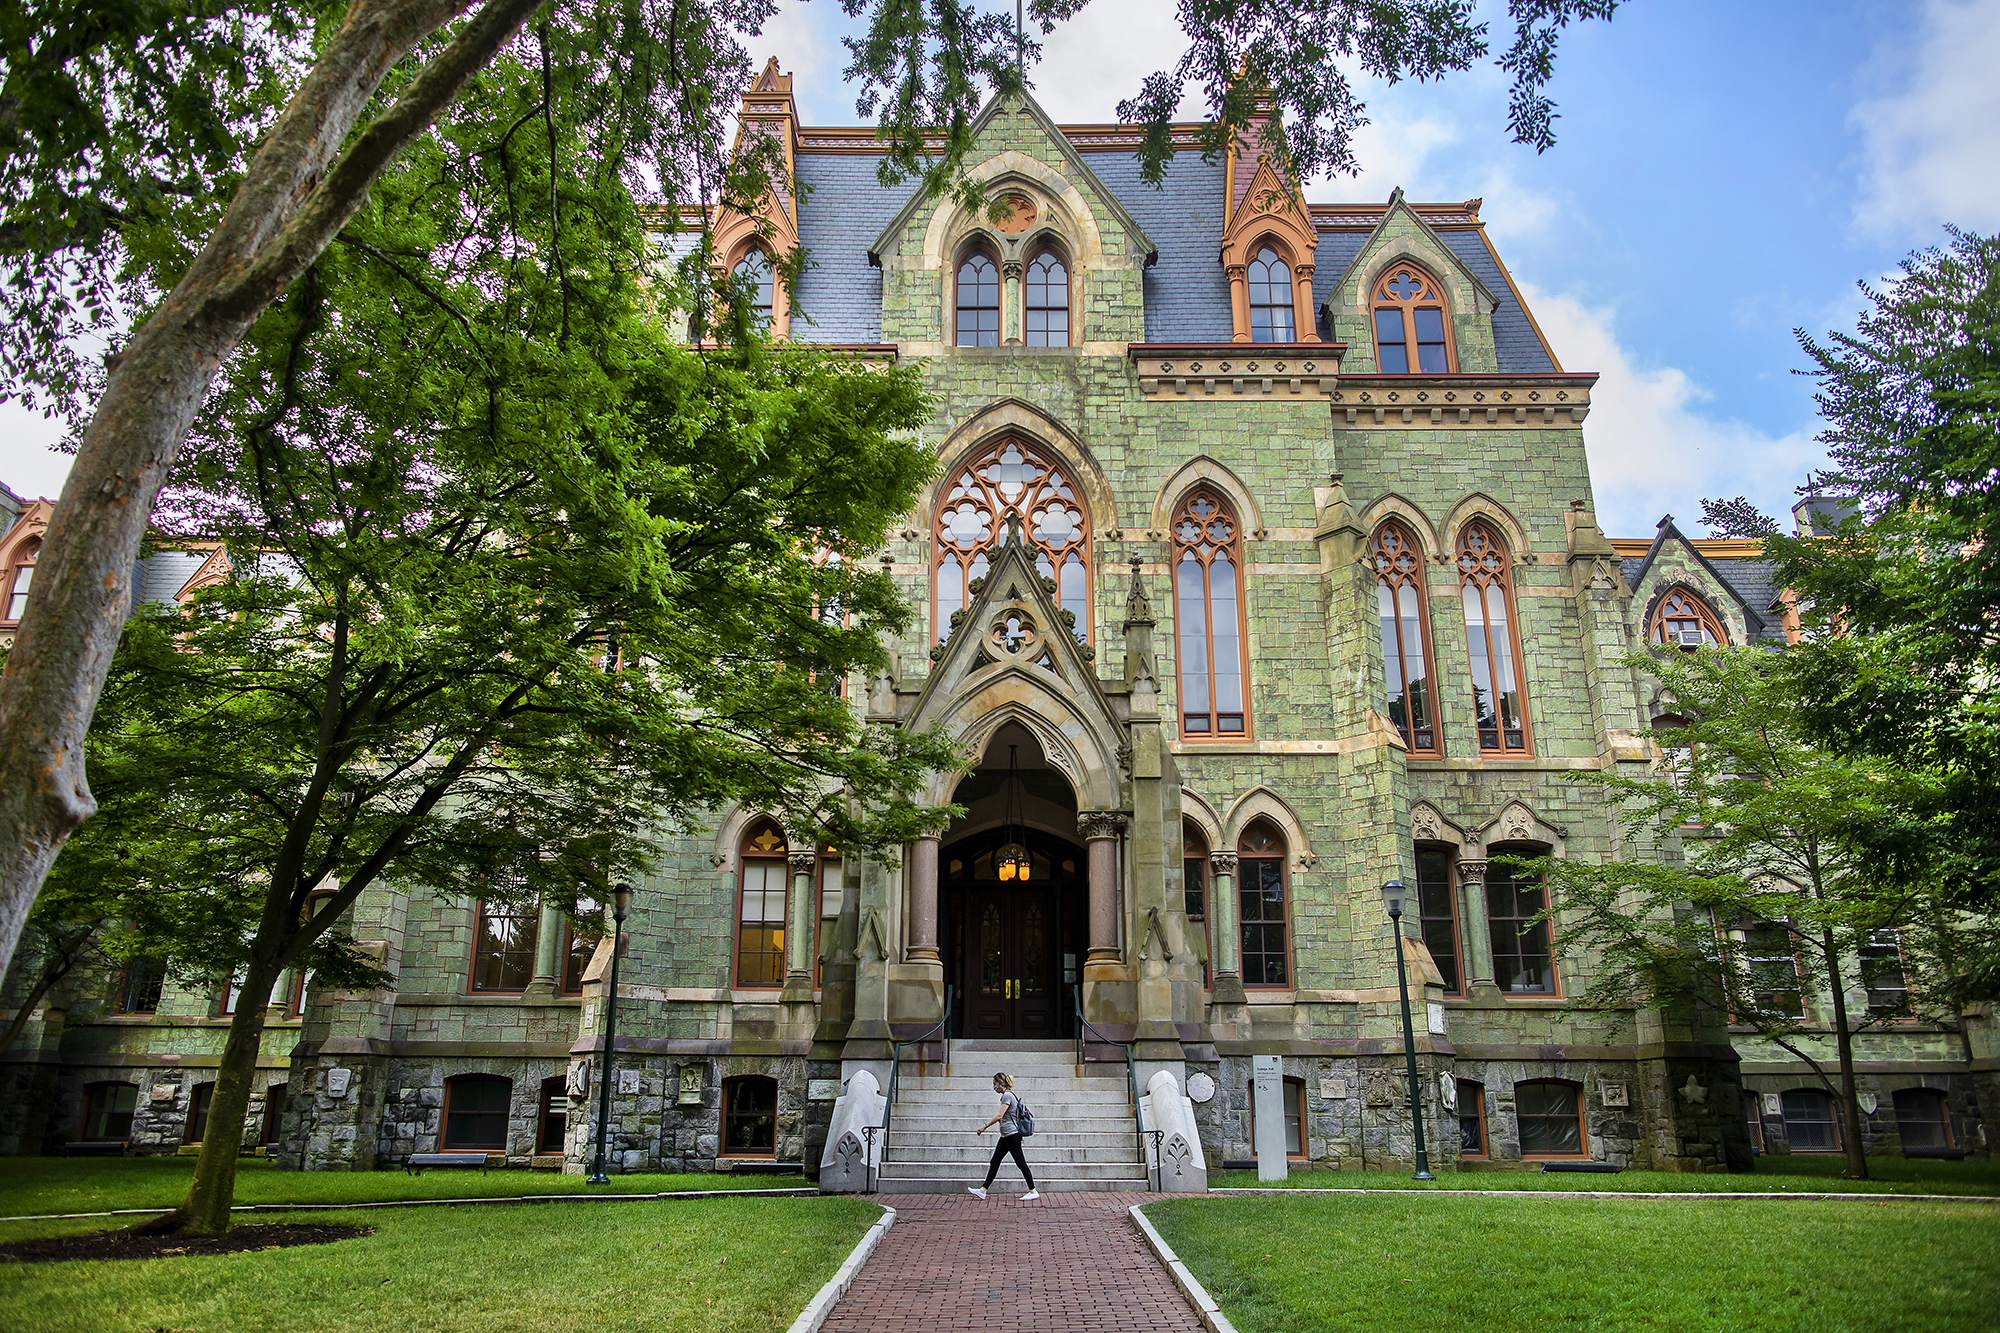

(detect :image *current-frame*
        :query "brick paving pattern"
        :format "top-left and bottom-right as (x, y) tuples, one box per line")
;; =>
(820, 1192), (1202, 1332)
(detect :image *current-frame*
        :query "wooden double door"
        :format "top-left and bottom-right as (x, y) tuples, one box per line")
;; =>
(964, 886), (1060, 1038)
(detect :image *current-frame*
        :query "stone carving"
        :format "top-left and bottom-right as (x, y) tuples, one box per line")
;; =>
(787, 850), (818, 875)
(1115, 742), (1133, 776)
(1454, 858), (1488, 888)
(617, 1068), (642, 1095)
(566, 1060), (591, 1099)
(856, 907), (890, 963)
(1295, 851), (1318, 872)
(1319, 1077), (1347, 1100)
(1139, 906), (1174, 962)
(834, 1130), (863, 1172)
(1678, 1075), (1707, 1104)
(1410, 803), (1445, 844)
(1858, 1091), (1879, 1116)
(1186, 1072), (1216, 1104)
(1600, 1081), (1629, 1108)
(1502, 803), (1536, 843)
(709, 851), (730, 869)
(1440, 1075), (1457, 1111)
(1364, 1068), (1399, 1106)
(1208, 850), (1240, 875)
(1078, 811), (1129, 840)
(1763, 1093), (1782, 1116)
(1427, 1002), (1446, 1035)
(326, 1068), (353, 1099)
(678, 1063), (704, 1105)
(808, 1078), (841, 1102)
(150, 1084), (178, 1103)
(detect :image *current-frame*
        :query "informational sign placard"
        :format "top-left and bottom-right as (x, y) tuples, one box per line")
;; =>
(1252, 1053), (1286, 1182)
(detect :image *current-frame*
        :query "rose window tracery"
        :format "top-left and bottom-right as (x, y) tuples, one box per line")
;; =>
(932, 437), (1091, 643)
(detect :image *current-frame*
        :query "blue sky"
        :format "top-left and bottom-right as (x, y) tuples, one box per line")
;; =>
(4, 0), (1995, 540)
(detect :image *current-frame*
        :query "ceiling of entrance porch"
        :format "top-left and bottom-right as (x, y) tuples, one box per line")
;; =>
(948, 721), (1078, 839)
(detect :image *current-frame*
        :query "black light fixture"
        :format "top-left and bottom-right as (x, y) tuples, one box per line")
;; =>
(1380, 877), (1436, 1181)
(995, 746), (1031, 882)
(588, 881), (636, 1184)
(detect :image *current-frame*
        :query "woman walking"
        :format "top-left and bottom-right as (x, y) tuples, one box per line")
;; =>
(968, 1071), (1038, 1200)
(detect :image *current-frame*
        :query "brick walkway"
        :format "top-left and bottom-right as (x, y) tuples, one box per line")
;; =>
(820, 1192), (1201, 1332)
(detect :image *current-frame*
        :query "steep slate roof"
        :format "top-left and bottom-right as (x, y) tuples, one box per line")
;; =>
(792, 154), (905, 343)
(1437, 230), (1558, 373)
(1081, 150), (1232, 342)
(134, 550), (211, 608)
(1625, 517), (1774, 642)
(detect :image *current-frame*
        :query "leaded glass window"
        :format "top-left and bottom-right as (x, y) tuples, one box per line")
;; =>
(1457, 520), (1530, 752)
(931, 437), (1090, 643)
(956, 250), (1000, 347)
(1025, 251), (1069, 346)
(1374, 520), (1438, 754)
(1247, 246), (1295, 342)
(1172, 489), (1246, 737)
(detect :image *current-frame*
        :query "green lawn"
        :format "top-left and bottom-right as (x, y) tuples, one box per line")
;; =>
(0, 1195), (878, 1333)
(0, 1156), (808, 1218)
(1145, 1193), (2000, 1332)
(1207, 1152), (2000, 1196)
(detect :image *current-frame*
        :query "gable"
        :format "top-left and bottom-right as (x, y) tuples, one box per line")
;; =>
(1626, 519), (1766, 644)
(1322, 190), (1504, 373)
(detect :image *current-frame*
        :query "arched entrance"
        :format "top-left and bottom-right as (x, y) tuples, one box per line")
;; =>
(940, 723), (1085, 1039)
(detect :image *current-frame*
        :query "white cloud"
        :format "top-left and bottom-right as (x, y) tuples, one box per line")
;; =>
(1852, 0), (2000, 238)
(1520, 281), (1825, 539)
(0, 402), (73, 501)
(1029, 0), (1200, 123)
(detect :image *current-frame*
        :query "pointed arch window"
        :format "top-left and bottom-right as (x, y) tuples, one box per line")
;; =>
(932, 436), (1090, 644)
(1025, 251), (1069, 346)
(1172, 489), (1247, 737)
(1456, 520), (1530, 753)
(1238, 821), (1289, 986)
(733, 248), (774, 329)
(1247, 246), (1295, 342)
(735, 821), (789, 988)
(1373, 520), (1439, 755)
(3, 538), (37, 624)
(1372, 263), (1451, 373)
(1650, 588), (1728, 650)
(955, 248), (1000, 347)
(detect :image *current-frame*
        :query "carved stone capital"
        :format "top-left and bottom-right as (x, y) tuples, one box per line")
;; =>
(1078, 810), (1129, 841)
(1207, 850), (1239, 876)
(1224, 264), (1248, 282)
(788, 851), (820, 875)
(1002, 259), (1025, 281)
(1454, 858), (1488, 888)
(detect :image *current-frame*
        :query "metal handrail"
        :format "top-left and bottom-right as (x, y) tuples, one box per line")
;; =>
(1073, 984), (1146, 1184)
(867, 985), (952, 1194)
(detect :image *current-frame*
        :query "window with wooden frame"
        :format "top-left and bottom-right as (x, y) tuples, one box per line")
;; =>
(1859, 928), (1910, 1018)
(815, 847), (841, 988)
(1373, 520), (1440, 755)
(1515, 1079), (1585, 1158)
(185, 1083), (216, 1144)
(1744, 1093), (1765, 1154)
(1484, 857), (1554, 994)
(79, 1081), (138, 1142)
(560, 900), (601, 996)
(735, 822), (790, 988)
(115, 957), (166, 1015)
(810, 549), (848, 698)
(287, 889), (340, 1016)
(440, 1074), (512, 1151)
(721, 1075), (779, 1157)
(1249, 1075), (1308, 1159)
(1456, 520), (1531, 753)
(1172, 488), (1248, 738)
(3, 538), (37, 623)
(1650, 588), (1728, 650)
(1892, 1088), (1951, 1150)
(1371, 263), (1452, 373)
(1780, 1087), (1840, 1152)
(1183, 824), (1210, 987)
(216, 970), (244, 1017)
(1733, 919), (1806, 1018)
(1238, 821), (1290, 987)
(262, 1083), (288, 1148)
(1247, 245), (1295, 342)
(1414, 846), (1461, 994)
(932, 436), (1091, 644)
(955, 246), (1001, 347)
(1025, 249), (1070, 346)
(469, 897), (539, 994)
(536, 1075), (568, 1153)
(1456, 1080), (1488, 1158)
(733, 248), (774, 329)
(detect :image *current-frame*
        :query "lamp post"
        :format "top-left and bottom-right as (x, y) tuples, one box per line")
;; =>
(1380, 879), (1435, 1181)
(587, 882), (636, 1185)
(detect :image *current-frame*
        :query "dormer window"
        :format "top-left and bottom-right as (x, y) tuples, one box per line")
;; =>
(1248, 246), (1295, 342)
(1372, 263), (1451, 373)
(1650, 589), (1728, 650)
(733, 248), (774, 329)
(1025, 251), (1069, 347)
(3, 540), (36, 622)
(956, 249), (1000, 347)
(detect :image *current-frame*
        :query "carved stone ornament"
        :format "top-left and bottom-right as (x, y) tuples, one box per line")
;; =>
(1858, 1090), (1879, 1117)
(617, 1068), (642, 1095)
(566, 1060), (591, 1099)
(1115, 742), (1133, 775)
(678, 1063), (705, 1105)
(1363, 1068), (1399, 1107)
(1185, 1071), (1217, 1104)
(1319, 1077), (1348, 1100)
(1208, 850), (1240, 876)
(1454, 858), (1489, 888)
(1600, 1081), (1629, 1108)
(1410, 804), (1445, 844)
(1295, 851), (1318, 873)
(150, 1084), (178, 1103)
(1677, 1075), (1707, 1105)
(1502, 804), (1536, 843)
(788, 850), (819, 875)
(1078, 811), (1129, 841)
(1439, 1075), (1458, 1111)
(325, 1067), (353, 1099)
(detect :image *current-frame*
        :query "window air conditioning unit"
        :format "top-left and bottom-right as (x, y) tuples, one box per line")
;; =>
(1676, 630), (1706, 647)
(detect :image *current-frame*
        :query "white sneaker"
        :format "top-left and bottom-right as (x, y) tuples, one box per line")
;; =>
(1019, 1190), (1040, 1201)
(966, 1187), (987, 1199)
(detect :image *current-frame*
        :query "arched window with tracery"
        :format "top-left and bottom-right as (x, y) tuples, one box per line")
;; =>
(1172, 489), (1247, 738)
(955, 247), (1000, 347)
(932, 437), (1090, 643)
(1247, 245), (1295, 342)
(1650, 588), (1728, 650)
(1373, 520), (1439, 755)
(1372, 262), (1451, 373)
(735, 821), (789, 988)
(1025, 250), (1069, 346)
(733, 248), (774, 329)
(1456, 520), (1530, 753)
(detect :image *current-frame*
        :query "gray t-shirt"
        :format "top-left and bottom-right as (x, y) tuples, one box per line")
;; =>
(997, 1090), (1021, 1137)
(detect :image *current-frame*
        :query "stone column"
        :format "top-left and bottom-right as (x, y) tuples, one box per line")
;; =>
(1455, 859), (1495, 990)
(1002, 259), (1024, 347)
(525, 904), (563, 998)
(1080, 812), (1128, 965)
(1226, 265), (1250, 342)
(906, 832), (941, 964)
(1208, 850), (1246, 1003)
(781, 850), (819, 1002)
(1292, 263), (1319, 342)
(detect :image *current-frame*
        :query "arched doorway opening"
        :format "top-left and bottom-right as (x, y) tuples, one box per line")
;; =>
(941, 722), (1084, 1039)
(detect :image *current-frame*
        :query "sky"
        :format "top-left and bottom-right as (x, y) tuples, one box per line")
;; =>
(4, 0), (1997, 540)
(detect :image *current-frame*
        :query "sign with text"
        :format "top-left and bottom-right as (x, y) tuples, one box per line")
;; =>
(1252, 1054), (1286, 1181)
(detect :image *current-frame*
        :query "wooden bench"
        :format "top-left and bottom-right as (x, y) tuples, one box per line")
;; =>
(61, 1140), (127, 1157)
(405, 1152), (491, 1176)
(1903, 1146), (1968, 1161)
(1540, 1160), (1622, 1174)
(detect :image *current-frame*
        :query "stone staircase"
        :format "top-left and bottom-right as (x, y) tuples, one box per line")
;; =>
(874, 1038), (1150, 1193)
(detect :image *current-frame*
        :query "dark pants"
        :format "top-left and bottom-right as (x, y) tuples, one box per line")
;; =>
(983, 1132), (1034, 1189)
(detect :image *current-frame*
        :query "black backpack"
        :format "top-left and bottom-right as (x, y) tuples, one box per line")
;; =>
(1013, 1094), (1035, 1136)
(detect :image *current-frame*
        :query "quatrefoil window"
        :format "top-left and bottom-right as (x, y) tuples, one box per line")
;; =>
(992, 613), (1037, 655)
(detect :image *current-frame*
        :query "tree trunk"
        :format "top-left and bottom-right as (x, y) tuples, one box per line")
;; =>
(128, 958), (282, 1235)
(0, 0), (546, 981)
(1822, 926), (1871, 1180)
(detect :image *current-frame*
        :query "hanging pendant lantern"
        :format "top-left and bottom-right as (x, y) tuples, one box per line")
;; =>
(995, 746), (1031, 882)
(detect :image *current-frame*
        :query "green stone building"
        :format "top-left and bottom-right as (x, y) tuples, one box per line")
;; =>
(1, 68), (1989, 1184)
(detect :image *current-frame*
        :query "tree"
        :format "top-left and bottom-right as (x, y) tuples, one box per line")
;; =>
(62, 39), (956, 1235)
(0, 0), (1622, 981)
(1698, 495), (1780, 540)
(1530, 646), (1965, 1180)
